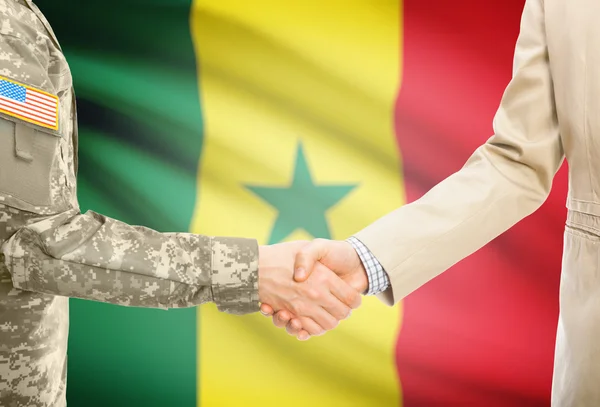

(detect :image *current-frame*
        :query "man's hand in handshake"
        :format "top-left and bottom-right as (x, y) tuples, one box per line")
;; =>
(258, 240), (363, 338)
(260, 239), (368, 340)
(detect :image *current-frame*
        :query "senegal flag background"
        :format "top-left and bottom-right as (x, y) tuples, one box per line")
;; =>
(35, 0), (567, 406)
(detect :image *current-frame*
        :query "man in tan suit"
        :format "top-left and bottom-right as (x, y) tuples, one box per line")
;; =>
(262, 0), (596, 404)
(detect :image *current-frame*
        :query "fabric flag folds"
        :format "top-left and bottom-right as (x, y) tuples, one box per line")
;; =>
(191, 1), (404, 405)
(31, 0), (566, 406)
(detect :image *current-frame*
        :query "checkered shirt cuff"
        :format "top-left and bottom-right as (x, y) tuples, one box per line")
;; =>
(346, 236), (390, 296)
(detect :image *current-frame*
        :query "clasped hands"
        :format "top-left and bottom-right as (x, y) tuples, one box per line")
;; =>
(258, 239), (368, 341)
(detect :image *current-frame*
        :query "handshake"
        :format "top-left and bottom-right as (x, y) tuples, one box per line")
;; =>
(257, 239), (369, 341)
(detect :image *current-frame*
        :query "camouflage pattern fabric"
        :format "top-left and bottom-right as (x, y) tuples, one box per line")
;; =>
(0, 1), (259, 405)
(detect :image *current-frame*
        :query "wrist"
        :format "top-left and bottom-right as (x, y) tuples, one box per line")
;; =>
(343, 241), (369, 294)
(354, 262), (369, 294)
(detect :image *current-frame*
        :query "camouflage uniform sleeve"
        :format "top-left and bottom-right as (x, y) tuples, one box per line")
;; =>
(0, 210), (259, 314)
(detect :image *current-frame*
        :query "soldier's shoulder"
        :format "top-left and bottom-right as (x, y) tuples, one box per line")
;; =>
(0, 1), (52, 53)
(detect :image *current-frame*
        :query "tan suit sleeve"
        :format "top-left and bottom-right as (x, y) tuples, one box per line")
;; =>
(354, 0), (564, 305)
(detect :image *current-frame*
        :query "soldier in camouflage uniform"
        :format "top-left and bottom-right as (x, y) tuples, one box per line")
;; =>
(0, 1), (362, 405)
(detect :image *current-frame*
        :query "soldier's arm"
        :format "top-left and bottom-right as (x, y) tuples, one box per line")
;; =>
(1, 209), (259, 313)
(2, 210), (259, 313)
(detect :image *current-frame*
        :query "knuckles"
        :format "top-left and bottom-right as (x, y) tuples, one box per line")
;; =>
(346, 292), (361, 308)
(289, 298), (304, 316)
(305, 287), (321, 301)
(335, 306), (352, 321)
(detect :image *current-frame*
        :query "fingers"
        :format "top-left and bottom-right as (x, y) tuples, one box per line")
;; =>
(294, 239), (329, 282)
(314, 287), (352, 321)
(260, 303), (274, 316)
(271, 313), (318, 340)
(272, 310), (292, 328)
(310, 262), (361, 313)
(307, 306), (339, 333)
(286, 319), (311, 341)
(260, 304), (295, 330)
(297, 330), (311, 341)
(295, 286), (349, 328)
(268, 305), (336, 340)
(296, 316), (328, 337)
(268, 316), (310, 341)
(285, 263), (357, 333)
(286, 295), (336, 334)
(285, 318), (303, 336)
(327, 272), (362, 310)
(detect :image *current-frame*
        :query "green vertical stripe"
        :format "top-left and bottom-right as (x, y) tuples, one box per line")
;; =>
(35, 1), (202, 406)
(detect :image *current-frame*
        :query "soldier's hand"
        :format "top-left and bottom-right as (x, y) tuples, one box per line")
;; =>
(261, 238), (368, 340)
(258, 241), (361, 339)
(260, 305), (309, 340)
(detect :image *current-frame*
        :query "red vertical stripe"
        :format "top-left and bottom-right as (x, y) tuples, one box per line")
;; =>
(395, 1), (567, 405)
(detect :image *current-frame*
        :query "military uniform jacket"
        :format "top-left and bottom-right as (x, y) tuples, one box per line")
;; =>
(354, 0), (600, 405)
(0, 1), (259, 406)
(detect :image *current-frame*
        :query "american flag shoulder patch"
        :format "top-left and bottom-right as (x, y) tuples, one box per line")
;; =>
(0, 75), (59, 131)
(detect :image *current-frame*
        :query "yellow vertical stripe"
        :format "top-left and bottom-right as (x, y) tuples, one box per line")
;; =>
(191, 1), (405, 405)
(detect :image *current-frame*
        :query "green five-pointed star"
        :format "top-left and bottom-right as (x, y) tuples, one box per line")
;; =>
(246, 144), (357, 244)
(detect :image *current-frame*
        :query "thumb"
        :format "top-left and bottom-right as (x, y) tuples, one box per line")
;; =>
(294, 239), (329, 282)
